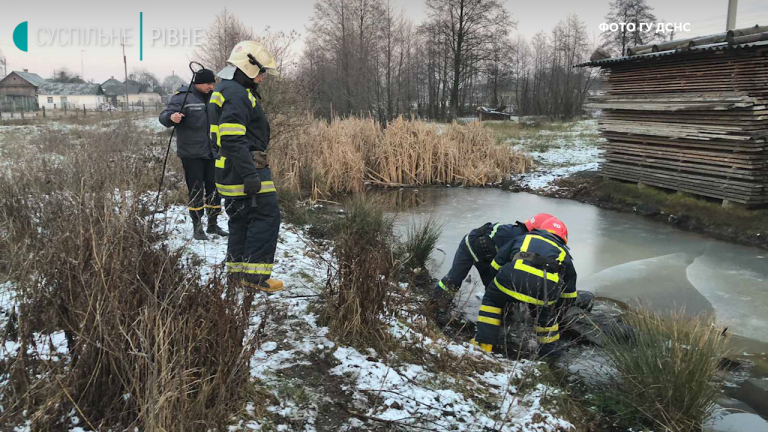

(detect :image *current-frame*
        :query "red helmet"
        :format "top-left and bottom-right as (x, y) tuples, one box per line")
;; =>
(525, 213), (555, 231)
(539, 217), (568, 244)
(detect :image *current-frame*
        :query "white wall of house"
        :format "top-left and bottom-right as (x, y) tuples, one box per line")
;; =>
(117, 92), (162, 105)
(37, 94), (106, 110)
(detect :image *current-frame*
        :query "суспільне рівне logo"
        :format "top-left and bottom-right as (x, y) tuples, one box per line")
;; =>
(13, 21), (28, 52)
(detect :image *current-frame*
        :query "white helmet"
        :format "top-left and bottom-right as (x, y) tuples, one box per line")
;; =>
(227, 41), (279, 79)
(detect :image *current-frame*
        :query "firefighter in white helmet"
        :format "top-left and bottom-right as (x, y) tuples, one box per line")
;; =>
(209, 41), (283, 293)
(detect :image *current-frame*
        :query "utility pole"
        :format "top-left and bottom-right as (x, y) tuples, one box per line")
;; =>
(122, 39), (129, 107)
(726, 0), (738, 31)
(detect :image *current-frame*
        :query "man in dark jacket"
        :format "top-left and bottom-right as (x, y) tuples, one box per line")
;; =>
(472, 217), (577, 359)
(209, 41), (283, 293)
(159, 68), (228, 240)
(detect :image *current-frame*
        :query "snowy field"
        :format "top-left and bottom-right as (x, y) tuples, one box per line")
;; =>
(503, 119), (603, 191)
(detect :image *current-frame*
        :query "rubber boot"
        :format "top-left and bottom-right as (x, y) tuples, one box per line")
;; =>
(470, 338), (493, 353)
(193, 220), (209, 241)
(206, 216), (229, 236)
(244, 278), (284, 293)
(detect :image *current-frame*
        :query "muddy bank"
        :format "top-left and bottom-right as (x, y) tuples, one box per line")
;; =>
(537, 171), (768, 251)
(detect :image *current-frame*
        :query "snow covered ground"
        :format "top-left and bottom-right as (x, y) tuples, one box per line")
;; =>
(507, 119), (603, 191)
(151, 204), (573, 431)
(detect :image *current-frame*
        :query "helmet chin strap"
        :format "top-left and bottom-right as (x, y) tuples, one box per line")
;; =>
(247, 53), (268, 76)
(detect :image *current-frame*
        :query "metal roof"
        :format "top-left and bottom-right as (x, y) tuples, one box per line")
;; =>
(576, 39), (768, 67)
(0, 70), (47, 87)
(38, 82), (104, 96)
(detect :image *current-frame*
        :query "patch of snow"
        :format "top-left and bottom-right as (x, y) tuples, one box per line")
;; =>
(515, 162), (599, 191)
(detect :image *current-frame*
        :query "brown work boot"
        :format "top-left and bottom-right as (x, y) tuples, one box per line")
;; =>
(192, 221), (209, 241)
(244, 279), (284, 293)
(206, 216), (229, 236)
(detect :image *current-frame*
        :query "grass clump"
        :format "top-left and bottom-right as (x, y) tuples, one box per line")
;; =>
(398, 217), (444, 271)
(594, 308), (728, 431)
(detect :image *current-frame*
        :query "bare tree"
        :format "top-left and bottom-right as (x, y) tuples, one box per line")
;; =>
(425, 0), (514, 119)
(129, 68), (162, 93)
(601, 0), (664, 56)
(195, 9), (255, 73)
(50, 68), (86, 83)
(162, 74), (185, 94)
(0, 48), (6, 79)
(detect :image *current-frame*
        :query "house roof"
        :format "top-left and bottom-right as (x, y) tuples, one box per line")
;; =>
(102, 79), (143, 96)
(0, 70), (47, 87)
(577, 25), (768, 67)
(38, 82), (104, 96)
(577, 39), (768, 67)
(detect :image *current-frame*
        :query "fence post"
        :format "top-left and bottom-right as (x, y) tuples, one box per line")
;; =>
(64, 103), (67, 115)
(83, 104), (86, 118)
(20, 106), (25, 121)
(42, 106), (46, 118)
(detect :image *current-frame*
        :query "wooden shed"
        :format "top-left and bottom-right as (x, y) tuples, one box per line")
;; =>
(0, 70), (46, 111)
(579, 25), (768, 207)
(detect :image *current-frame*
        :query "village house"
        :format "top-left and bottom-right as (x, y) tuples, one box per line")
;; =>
(37, 82), (106, 110)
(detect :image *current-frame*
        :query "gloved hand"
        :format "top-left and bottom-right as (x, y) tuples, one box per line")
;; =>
(243, 173), (262, 195)
(475, 235), (497, 262)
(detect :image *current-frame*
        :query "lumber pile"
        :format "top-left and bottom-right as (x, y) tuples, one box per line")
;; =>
(585, 37), (768, 206)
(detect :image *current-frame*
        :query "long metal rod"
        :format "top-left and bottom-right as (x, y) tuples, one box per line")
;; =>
(150, 62), (204, 229)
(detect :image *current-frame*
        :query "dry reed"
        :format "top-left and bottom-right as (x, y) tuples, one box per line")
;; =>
(270, 117), (532, 199)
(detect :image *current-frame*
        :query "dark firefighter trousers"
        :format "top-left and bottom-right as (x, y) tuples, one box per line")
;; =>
(433, 234), (495, 299)
(181, 158), (221, 223)
(475, 280), (564, 351)
(224, 175), (281, 286)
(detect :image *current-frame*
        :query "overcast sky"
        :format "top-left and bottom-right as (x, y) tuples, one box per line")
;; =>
(1, 0), (767, 84)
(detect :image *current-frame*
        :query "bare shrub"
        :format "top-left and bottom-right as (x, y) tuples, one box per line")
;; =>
(321, 195), (399, 346)
(0, 120), (258, 430)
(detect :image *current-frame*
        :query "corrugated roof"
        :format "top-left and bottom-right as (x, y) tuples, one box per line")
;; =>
(2, 70), (47, 87)
(577, 39), (768, 67)
(102, 80), (142, 96)
(38, 82), (104, 96)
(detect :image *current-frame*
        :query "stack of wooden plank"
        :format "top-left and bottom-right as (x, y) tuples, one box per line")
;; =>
(587, 44), (768, 206)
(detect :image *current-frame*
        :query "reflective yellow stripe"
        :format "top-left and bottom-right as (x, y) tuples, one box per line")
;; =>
(489, 223), (501, 238)
(522, 235), (566, 263)
(465, 235), (479, 263)
(477, 316), (501, 326)
(494, 278), (555, 306)
(210, 124), (219, 134)
(226, 262), (244, 272)
(247, 89), (257, 108)
(210, 92), (225, 107)
(242, 263), (273, 275)
(513, 234), (565, 283)
(480, 305), (502, 315)
(219, 123), (246, 136)
(560, 290), (577, 299)
(216, 181), (276, 197)
(514, 260), (560, 283)
(439, 280), (447, 291)
(491, 260), (502, 271)
(188, 206), (204, 211)
(535, 324), (559, 333)
(538, 334), (560, 343)
(215, 156), (226, 169)
(259, 181), (276, 193)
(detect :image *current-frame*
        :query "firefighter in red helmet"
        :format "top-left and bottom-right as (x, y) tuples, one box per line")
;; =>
(472, 217), (576, 358)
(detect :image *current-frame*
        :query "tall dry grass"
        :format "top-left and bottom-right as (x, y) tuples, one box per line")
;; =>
(0, 120), (257, 430)
(321, 195), (400, 347)
(271, 117), (532, 199)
